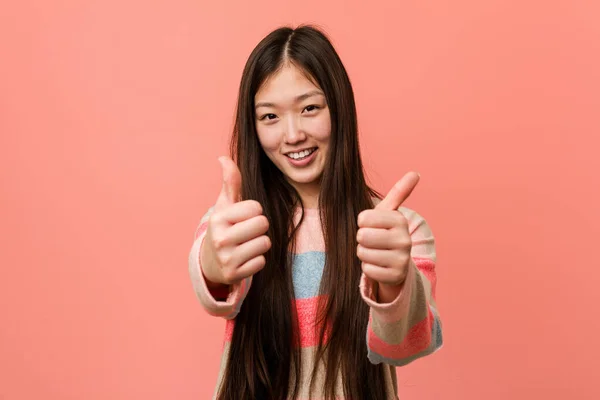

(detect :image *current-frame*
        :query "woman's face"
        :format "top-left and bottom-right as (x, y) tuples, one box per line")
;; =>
(254, 63), (331, 202)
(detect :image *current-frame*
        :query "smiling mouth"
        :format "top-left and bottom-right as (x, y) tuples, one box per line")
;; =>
(286, 147), (317, 160)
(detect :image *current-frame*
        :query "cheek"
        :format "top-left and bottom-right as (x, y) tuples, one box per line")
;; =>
(312, 114), (332, 142)
(256, 126), (280, 154)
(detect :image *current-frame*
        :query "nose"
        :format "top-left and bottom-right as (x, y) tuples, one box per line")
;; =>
(284, 115), (306, 144)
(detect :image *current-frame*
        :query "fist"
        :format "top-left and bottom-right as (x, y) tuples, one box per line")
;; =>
(201, 156), (271, 286)
(357, 172), (420, 291)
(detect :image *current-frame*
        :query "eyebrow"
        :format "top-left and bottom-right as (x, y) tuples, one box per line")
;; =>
(255, 90), (324, 109)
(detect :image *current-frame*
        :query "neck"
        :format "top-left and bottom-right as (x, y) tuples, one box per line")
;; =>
(289, 180), (320, 209)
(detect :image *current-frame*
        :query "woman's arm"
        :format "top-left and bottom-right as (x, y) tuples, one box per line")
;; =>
(188, 206), (252, 319)
(359, 207), (443, 366)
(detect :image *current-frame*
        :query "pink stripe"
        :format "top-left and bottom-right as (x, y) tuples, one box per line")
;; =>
(224, 319), (234, 341)
(414, 257), (437, 299)
(224, 278), (247, 319)
(222, 296), (331, 348)
(194, 221), (208, 240)
(294, 296), (330, 347)
(368, 309), (433, 359)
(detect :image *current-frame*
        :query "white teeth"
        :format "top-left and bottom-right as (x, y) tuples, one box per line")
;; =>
(288, 148), (316, 160)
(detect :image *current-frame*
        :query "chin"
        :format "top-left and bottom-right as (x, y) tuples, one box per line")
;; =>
(288, 173), (322, 186)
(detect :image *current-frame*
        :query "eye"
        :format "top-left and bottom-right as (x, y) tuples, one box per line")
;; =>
(303, 105), (320, 113)
(259, 113), (277, 121)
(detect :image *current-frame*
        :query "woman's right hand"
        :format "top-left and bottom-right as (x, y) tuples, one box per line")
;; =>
(200, 156), (271, 287)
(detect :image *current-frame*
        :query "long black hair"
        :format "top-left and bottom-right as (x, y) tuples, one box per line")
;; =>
(218, 25), (386, 400)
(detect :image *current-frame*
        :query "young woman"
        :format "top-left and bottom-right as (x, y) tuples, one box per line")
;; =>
(188, 25), (442, 400)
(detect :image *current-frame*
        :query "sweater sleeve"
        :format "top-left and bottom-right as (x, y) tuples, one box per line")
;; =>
(188, 206), (252, 319)
(359, 206), (443, 366)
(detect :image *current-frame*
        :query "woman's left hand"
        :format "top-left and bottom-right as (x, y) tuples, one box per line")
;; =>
(356, 172), (420, 301)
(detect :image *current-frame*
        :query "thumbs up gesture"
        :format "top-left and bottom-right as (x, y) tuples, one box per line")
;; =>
(200, 156), (271, 286)
(356, 172), (420, 296)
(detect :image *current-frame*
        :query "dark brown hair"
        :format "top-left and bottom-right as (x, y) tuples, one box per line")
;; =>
(218, 25), (385, 400)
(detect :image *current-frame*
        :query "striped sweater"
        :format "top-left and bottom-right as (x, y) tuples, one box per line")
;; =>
(188, 204), (443, 399)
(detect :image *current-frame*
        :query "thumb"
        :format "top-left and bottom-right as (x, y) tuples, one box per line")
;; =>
(375, 172), (420, 211)
(216, 156), (242, 207)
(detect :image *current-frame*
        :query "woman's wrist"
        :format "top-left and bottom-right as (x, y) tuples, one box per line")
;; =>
(376, 281), (404, 304)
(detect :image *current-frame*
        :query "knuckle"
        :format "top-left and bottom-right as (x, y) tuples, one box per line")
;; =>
(393, 213), (406, 226)
(263, 236), (271, 250)
(393, 270), (404, 282)
(397, 255), (410, 270)
(356, 245), (365, 258)
(256, 255), (266, 268)
(250, 200), (263, 214)
(396, 249), (408, 260)
(357, 211), (368, 226)
(259, 215), (270, 231)
(212, 234), (227, 250)
(217, 252), (233, 267)
(395, 236), (410, 249)
(221, 269), (236, 283)
(356, 229), (362, 242)
(210, 213), (224, 226)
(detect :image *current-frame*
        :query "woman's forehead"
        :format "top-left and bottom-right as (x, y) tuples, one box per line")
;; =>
(255, 64), (322, 103)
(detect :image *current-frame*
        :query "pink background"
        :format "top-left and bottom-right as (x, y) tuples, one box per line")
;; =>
(1, 1), (599, 399)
